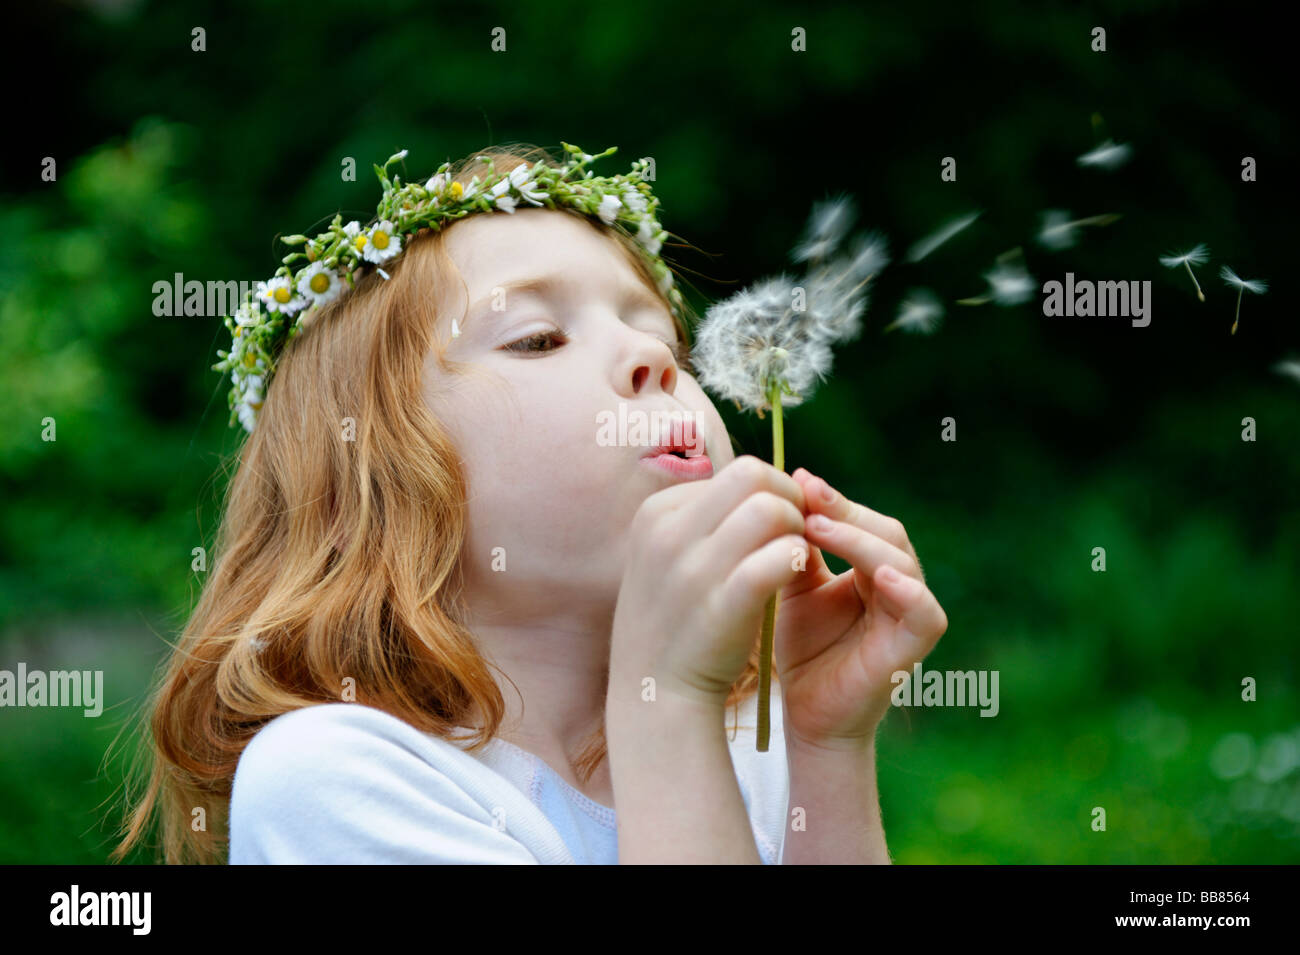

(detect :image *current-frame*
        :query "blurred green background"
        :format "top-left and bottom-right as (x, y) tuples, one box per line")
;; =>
(2, 0), (1296, 863)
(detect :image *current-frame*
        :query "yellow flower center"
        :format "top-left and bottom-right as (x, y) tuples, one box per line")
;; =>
(243, 353), (257, 368)
(310, 272), (331, 294)
(352, 234), (368, 251)
(273, 286), (291, 304)
(449, 182), (463, 199)
(372, 230), (390, 250)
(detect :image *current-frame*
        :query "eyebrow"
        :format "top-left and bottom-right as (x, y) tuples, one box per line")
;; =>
(464, 271), (670, 330)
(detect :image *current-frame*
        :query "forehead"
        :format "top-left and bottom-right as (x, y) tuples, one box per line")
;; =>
(442, 207), (642, 298)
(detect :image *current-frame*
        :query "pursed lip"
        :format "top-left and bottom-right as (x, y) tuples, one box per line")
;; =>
(637, 412), (707, 459)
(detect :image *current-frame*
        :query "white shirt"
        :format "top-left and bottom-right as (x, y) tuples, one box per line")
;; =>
(228, 689), (789, 864)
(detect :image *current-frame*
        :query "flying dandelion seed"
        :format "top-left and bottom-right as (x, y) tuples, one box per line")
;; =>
(1159, 244), (1211, 302)
(805, 231), (890, 343)
(1220, 265), (1268, 335)
(957, 262), (1037, 307)
(884, 289), (945, 334)
(1037, 210), (1123, 251)
(905, 211), (981, 263)
(1077, 139), (1133, 170)
(791, 194), (857, 264)
(1272, 359), (1300, 385)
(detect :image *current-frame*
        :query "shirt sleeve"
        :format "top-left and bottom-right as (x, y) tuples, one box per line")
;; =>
(228, 703), (543, 864)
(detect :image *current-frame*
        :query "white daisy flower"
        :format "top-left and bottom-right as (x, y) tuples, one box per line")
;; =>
(235, 374), (265, 433)
(493, 164), (546, 208)
(1220, 265), (1268, 335)
(234, 299), (266, 327)
(447, 176), (480, 202)
(362, 220), (401, 263)
(257, 276), (306, 315)
(1077, 139), (1133, 170)
(1159, 243), (1210, 301)
(490, 166), (529, 213)
(517, 178), (547, 207)
(342, 220), (370, 257)
(656, 267), (675, 297)
(596, 194), (623, 225)
(297, 261), (344, 306)
(637, 218), (664, 256)
(622, 188), (648, 214)
(884, 289), (945, 334)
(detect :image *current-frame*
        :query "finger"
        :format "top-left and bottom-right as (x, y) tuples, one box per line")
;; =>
(687, 455), (806, 535)
(802, 472), (919, 570)
(869, 563), (949, 663)
(788, 469), (833, 581)
(703, 491), (806, 574)
(803, 512), (920, 583)
(719, 533), (809, 618)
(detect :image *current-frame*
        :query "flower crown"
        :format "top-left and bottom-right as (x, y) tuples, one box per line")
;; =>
(212, 143), (686, 432)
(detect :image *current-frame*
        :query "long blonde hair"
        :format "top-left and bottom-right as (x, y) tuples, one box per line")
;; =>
(111, 143), (763, 864)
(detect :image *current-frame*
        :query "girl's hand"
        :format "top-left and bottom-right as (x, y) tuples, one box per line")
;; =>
(610, 456), (808, 709)
(773, 468), (949, 750)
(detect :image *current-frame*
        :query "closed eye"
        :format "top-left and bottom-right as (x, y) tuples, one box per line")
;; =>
(501, 329), (696, 373)
(502, 331), (566, 355)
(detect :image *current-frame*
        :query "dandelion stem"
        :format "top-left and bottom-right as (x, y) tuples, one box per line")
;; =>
(757, 378), (785, 753)
(1185, 261), (1205, 302)
(1232, 287), (1242, 335)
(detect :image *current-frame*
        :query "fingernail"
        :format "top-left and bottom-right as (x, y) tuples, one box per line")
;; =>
(880, 565), (900, 583)
(819, 479), (836, 503)
(808, 513), (832, 532)
(792, 467), (809, 481)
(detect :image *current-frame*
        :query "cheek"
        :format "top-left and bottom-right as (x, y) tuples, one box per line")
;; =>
(680, 378), (734, 467)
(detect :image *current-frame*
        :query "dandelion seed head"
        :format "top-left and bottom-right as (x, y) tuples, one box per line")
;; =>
(692, 274), (834, 411)
(1077, 139), (1133, 170)
(791, 195), (857, 263)
(1159, 243), (1210, 268)
(1220, 265), (1268, 295)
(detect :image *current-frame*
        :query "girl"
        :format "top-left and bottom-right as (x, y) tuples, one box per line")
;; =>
(113, 142), (948, 864)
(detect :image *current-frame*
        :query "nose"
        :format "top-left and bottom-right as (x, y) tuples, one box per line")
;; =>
(618, 331), (678, 398)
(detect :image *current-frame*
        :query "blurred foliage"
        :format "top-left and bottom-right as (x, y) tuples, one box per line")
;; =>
(1, 0), (1296, 862)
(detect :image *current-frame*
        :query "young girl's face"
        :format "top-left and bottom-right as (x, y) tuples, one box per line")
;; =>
(423, 208), (733, 610)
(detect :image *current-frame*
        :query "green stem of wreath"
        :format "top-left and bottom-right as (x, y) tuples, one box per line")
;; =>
(757, 378), (786, 753)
